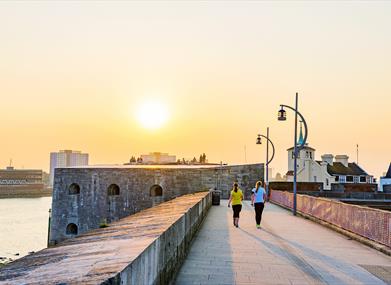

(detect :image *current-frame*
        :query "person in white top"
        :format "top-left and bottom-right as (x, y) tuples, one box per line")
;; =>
(251, 181), (267, 229)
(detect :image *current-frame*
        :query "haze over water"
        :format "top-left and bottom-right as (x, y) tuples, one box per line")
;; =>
(0, 197), (51, 260)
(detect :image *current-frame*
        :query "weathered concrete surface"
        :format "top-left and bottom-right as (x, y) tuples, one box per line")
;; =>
(50, 164), (263, 243)
(175, 200), (391, 285)
(0, 192), (211, 285)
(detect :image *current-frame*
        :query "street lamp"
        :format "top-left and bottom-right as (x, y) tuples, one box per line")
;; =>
(278, 92), (308, 216)
(256, 127), (275, 198)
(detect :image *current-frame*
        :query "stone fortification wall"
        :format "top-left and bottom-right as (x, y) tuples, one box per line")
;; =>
(0, 192), (212, 285)
(49, 164), (263, 244)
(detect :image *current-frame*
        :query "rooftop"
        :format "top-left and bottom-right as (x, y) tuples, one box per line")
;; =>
(326, 162), (368, 176)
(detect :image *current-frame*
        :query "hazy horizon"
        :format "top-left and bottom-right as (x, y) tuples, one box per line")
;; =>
(1, 1), (390, 178)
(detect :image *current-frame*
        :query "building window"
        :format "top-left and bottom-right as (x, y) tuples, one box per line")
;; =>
(335, 176), (339, 182)
(107, 184), (120, 196)
(346, 176), (354, 182)
(66, 223), (78, 235)
(360, 176), (366, 183)
(306, 151), (309, 158)
(314, 176), (317, 182)
(150, 185), (163, 197)
(310, 152), (313, 159)
(68, 183), (80, 195)
(326, 178), (329, 186)
(339, 176), (346, 183)
(353, 176), (359, 183)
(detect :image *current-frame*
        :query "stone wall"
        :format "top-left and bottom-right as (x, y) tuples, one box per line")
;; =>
(49, 164), (263, 244)
(0, 184), (50, 198)
(269, 181), (323, 192)
(269, 181), (377, 193)
(0, 192), (212, 285)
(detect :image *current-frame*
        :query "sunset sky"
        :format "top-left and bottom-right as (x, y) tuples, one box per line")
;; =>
(0, 1), (390, 178)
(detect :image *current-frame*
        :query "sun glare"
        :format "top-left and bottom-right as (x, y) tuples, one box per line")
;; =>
(136, 100), (169, 130)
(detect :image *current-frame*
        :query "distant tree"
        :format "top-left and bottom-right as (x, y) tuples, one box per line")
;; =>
(199, 153), (207, 164)
(191, 157), (197, 163)
(177, 159), (181, 164)
(129, 156), (136, 163)
(182, 158), (186, 164)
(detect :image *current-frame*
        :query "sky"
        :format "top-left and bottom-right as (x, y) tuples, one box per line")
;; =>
(0, 1), (390, 178)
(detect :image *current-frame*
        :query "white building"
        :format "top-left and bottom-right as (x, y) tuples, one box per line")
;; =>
(140, 152), (176, 164)
(286, 128), (373, 190)
(379, 163), (391, 192)
(49, 150), (89, 186)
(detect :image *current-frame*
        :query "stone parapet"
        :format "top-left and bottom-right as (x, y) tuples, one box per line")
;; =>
(0, 191), (212, 285)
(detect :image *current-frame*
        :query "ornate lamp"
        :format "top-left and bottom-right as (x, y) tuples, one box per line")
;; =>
(256, 134), (262, 145)
(278, 107), (287, 121)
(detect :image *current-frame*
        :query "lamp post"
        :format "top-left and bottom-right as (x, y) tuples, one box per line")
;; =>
(278, 92), (308, 216)
(256, 127), (275, 198)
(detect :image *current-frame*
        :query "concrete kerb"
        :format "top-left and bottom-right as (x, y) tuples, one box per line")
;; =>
(270, 201), (391, 257)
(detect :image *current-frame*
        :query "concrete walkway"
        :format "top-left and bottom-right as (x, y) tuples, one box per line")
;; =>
(175, 200), (391, 285)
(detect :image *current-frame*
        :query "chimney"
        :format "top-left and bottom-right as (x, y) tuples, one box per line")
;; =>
(321, 154), (334, 165)
(335, 155), (349, 167)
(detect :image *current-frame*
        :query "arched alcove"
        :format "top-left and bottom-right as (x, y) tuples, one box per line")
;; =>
(68, 183), (80, 195)
(66, 223), (78, 235)
(150, 185), (163, 197)
(107, 184), (120, 196)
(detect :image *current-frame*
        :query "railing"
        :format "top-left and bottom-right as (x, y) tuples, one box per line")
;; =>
(270, 190), (391, 248)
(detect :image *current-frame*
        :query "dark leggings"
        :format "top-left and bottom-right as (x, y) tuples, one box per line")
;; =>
(254, 202), (265, 225)
(232, 204), (242, 218)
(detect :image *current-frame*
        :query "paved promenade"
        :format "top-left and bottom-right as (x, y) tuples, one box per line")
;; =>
(175, 200), (391, 285)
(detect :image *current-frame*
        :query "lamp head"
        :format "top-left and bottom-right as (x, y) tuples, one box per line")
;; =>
(256, 134), (262, 145)
(278, 107), (287, 121)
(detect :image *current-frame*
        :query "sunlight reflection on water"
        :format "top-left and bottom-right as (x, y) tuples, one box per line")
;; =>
(0, 197), (51, 261)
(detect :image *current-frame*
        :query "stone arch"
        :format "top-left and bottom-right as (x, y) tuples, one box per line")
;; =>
(68, 183), (80, 195)
(107, 184), (120, 196)
(150, 185), (163, 197)
(66, 223), (78, 235)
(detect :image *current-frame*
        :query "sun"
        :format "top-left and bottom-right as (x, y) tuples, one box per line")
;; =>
(136, 100), (169, 130)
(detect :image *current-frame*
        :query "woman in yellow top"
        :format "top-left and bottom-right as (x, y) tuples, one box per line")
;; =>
(228, 182), (243, 228)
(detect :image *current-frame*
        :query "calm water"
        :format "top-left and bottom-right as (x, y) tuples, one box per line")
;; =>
(0, 197), (51, 260)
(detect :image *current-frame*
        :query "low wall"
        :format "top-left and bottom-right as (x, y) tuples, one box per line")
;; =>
(269, 182), (377, 193)
(269, 182), (323, 192)
(0, 185), (51, 198)
(270, 190), (391, 248)
(0, 191), (212, 285)
(331, 183), (377, 192)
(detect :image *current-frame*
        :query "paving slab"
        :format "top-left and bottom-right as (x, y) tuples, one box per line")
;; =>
(175, 200), (391, 285)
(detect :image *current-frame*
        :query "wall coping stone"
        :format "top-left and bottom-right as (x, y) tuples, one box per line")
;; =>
(0, 191), (211, 285)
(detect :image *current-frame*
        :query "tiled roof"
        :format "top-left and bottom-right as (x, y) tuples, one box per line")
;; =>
(327, 162), (368, 176)
(286, 170), (294, 176)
